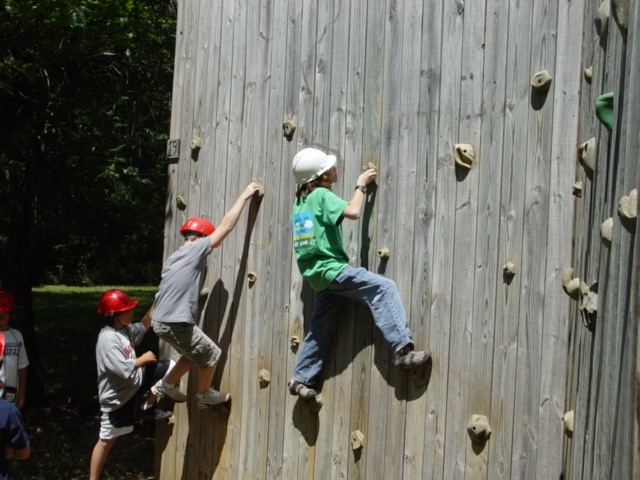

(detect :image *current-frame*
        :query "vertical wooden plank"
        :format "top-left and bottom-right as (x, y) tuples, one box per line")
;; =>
(569, 1), (599, 478)
(256, 0), (292, 477)
(283, 0), (319, 478)
(590, 12), (625, 480)
(157, 2), (187, 477)
(272, 1), (304, 477)
(416, 0), (444, 476)
(158, 0), (203, 477)
(477, 1), (511, 480)
(615, 5), (640, 478)
(181, 1), (220, 478)
(510, 0), (556, 477)
(325, 1), (354, 479)
(397, 1), (427, 478)
(345, 1), (377, 479)
(536, 1), (585, 478)
(209, 1), (248, 478)
(359, 0), (388, 478)
(493, 1), (534, 478)
(454, 0), (487, 477)
(280, 0), (305, 477)
(376, 1), (408, 479)
(436, 1), (464, 478)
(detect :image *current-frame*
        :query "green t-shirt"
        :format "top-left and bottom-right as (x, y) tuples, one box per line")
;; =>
(291, 188), (349, 291)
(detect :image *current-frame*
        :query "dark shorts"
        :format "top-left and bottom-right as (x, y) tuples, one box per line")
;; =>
(105, 359), (170, 431)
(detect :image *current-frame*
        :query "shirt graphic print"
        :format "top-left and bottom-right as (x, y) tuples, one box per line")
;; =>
(292, 212), (316, 250)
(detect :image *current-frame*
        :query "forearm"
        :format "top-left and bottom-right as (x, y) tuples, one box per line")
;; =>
(343, 189), (366, 219)
(140, 306), (153, 331)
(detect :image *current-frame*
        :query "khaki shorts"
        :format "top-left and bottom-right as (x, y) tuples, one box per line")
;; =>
(153, 321), (221, 368)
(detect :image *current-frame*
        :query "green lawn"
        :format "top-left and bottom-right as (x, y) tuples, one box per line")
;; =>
(14, 285), (159, 480)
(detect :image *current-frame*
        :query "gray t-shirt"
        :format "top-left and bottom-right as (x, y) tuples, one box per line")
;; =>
(95, 323), (145, 412)
(152, 237), (213, 324)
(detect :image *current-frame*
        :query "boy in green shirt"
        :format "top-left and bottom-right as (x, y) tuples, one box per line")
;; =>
(288, 148), (430, 399)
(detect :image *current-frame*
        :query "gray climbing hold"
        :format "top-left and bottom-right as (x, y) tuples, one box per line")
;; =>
(531, 70), (553, 92)
(454, 144), (475, 170)
(578, 138), (596, 179)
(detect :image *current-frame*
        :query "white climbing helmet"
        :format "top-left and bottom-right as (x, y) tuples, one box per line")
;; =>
(291, 148), (337, 185)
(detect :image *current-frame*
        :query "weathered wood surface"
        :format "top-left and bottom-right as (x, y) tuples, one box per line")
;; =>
(157, 1), (640, 479)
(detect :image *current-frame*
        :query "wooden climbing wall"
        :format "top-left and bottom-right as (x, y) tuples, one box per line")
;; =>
(156, 1), (640, 479)
(563, 1), (640, 479)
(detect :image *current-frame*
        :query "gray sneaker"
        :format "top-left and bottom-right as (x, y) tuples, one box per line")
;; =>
(393, 347), (431, 369)
(151, 379), (188, 403)
(196, 388), (231, 409)
(287, 379), (318, 399)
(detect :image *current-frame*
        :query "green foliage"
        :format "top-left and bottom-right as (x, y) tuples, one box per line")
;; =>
(0, 0), (176, 286)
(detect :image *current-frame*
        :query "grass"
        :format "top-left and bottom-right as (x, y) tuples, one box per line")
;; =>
(13, 285), (159, 480)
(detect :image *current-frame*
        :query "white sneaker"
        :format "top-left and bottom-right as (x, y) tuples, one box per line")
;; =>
(196, 388), (230, 409)
(151, 379), (188, 403)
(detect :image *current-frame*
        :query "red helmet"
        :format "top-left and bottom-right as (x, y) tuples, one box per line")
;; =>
(97, 289), (138, 316)
(0, 291), (15, 313)
(180, 217), (215, 237)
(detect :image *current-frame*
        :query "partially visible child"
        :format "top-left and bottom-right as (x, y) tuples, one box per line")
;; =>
(0, 291), (29, 409)
(89, 289), (172, 480)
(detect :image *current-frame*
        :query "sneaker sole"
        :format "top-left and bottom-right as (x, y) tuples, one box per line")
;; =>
(151, 385), (188, 403)
(197, 394), (231, 409)
(397, 351), (432, 369)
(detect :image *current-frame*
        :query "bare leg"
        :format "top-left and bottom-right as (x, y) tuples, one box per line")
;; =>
(197, 364), (216, 395)
(163, 357), (195, 385)
(89, 438), (116, 480)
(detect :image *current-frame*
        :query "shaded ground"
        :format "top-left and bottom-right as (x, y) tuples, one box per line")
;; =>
(12, 286), (159, 480)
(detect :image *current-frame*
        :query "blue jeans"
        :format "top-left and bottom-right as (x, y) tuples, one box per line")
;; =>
(293, 266), (414, 385)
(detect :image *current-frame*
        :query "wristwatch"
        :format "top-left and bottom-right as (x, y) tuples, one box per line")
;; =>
(355, 184), (367, 194)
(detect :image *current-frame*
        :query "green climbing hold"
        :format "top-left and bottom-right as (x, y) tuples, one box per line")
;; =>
(595, 92), (614, 132)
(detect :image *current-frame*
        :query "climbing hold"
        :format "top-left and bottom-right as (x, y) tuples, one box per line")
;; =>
(611, 0), (628, 35)
(176, 195), (187, 210)
(290, 335), (300, 352)
(283, 119), (296, 141)
(579, 281), (598, 330)
(563, 410), (574, 438)
(166, 138), (180, 160)
(258, 369), (271, 388)
(583, 66), (593, 84)
(467, 415), (492, 444)
(454, 144), (475, 170)
(351, 430), (365, 451)
(578, 138), (596, 179)
(618, 188), (638, 220)
(190, 131), (202, 151)
(363, 162), (378, 173)
(594, 0), (610, 38)
(600, 217), (613, 246)
(595, 92), (614, 133)
(618, 188), (637, 231)
(247, 271), (258, 285)
(573, 181), (583, 198)
(199, 287), (210, 297)
(503, 262), (517, 278)
(562, 268), (581, 300)
(530, 70), (553, 92)
(254, 183), (265, 198)
(376, 247), (390, 259)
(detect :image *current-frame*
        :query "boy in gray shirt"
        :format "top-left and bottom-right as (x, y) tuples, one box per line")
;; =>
(151, 182), (261, 408)
(90, 289), (171, 480)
